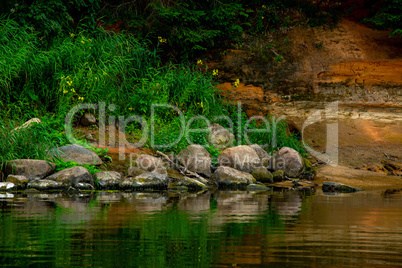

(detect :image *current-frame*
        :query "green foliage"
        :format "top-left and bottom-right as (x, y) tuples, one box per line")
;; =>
(363, 0), (402, 37)
(53, 159), (101, 175)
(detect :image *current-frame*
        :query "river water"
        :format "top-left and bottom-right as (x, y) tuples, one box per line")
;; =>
(1, 189), (402, 267)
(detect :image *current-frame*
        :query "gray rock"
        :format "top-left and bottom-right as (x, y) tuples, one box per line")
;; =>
(48, 144), (103, 166)
(120, 172), (168, 190)
(4, 159), (56, 181)
(178, 145), (212, 177)
(272, 147), (304, 178)
(27, 180), (62, 191)
(246, 183), (270, 191)
(322, 182), (362, 193)
(214, 166), (256, 188)
(249, 144), (270, 160)
(251, 166), (273, 183)
(80, 112), (96, 126)
(218, 145), (261, 173)
(46, 166), (93, 188)
(168, 176), (209, 190)
(209, 123), (235, 149)
(6, 175), (29, 187)
(0, 182), (16, 191)
(135, 154), (166, 173)
(272, 170), (284, 182)
(127, 167), (146, 177)
(94, 171), (123, 190)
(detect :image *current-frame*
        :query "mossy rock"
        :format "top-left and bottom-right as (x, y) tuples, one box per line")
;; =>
(272, 170), (284, 182)
(251, 167), (273, 183)
(303, 158), (313, 171)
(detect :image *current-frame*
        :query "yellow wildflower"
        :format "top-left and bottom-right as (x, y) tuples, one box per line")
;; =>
(262, 5), (266, 9)
(67, 81), (72, 86)
(70, 33), (75, 38)
(234, 79), (240, 87)
(95, 77), (97, 80)
(63, 90), (68, 94)
(129, 108), (134, 111)
(212, 69), (218, 76)
(88, 38), (92, 42)
(103, 71), (107, 75)
(81, 40), (85, 44)
(197, 59), (203, 65)
(158, 36), (167, 43)
(71, 88), (76, 93)
(78, 96), (84, 101)
(262, 16), (264, 19)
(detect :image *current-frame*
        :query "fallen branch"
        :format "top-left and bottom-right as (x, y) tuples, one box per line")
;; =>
(156, 151), (209, 185)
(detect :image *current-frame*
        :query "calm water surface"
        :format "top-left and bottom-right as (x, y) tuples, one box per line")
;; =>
(1, 189), (402, 267)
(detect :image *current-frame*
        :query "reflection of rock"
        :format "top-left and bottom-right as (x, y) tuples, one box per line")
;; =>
(270, 190), (302, 217)
(122, 192), (169, 212)
(177, 192), (211, 213)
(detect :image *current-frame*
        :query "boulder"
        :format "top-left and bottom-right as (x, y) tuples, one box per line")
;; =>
(80, 112), (96, 126)
(249, 144), (270, 160)
(322, 182), (362, 193)
(214, 166), (256, 188)
(94, 171), (123, 190)
(178, 145), (212, 177)
(6, 175), (29, 187)
(45, 166), (93, 188)
(272, 147), (304, 178)
(218, 145), (261, 173)
(48, 144), (103, 166)
(272, 170), (285, 182)
(251, 166), (273, 183)
(209, 123), (235, 149)
(4, 159), (56, 181)
(27, 179), (62, 191)
(135, 154), (166, 173)
(120, 172), (168, 190)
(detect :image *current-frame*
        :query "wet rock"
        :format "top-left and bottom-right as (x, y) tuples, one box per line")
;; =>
(135, 154), (166, 173)
(4, 159), (56, 181)
(251, 166), (273, 183)
(120, 172), (168, 190)
(6, 175), (28, 188)
(94, 171), (123, 190)
(75, 183), (95, 190)
(322, 182), (362, 193)
(27, 180), (62, 191)
(214, 166), (256, 188)
(48, 144), (103, 166)
(209, 123), (235, 149)
(249, 144), (270, 160)
(127, 167), (146, 177)
(246, 183), (270, 191)
(218, 145), (261, 173)
(0, 182), (16, 191)
(272, 147), (304, 177)
(168, 176), (209, 191)
(272, 170), (285, 182)
(45, 166), (94, 188)
(80, 112), (96, 126)
(178, 145), (212, 177)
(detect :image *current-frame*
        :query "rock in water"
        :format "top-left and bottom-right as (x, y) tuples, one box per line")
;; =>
(45, 166), (94, 188)
(214, 166), (256, 188)
(48, 144), (103, 166)
(322, 182), (362, 193)
(178, 145), (212, 177)
(4, 159), (56, 181)
(27, 180), (62, 191)
(251, 166), (273, 183)
(94, 171), (123, 190)
(120, 172), (168, 190)
(218, 145), (261, 173)
(272, 147), (304, 178)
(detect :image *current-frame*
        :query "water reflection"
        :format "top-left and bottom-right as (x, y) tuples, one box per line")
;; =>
(1, 189), (402, 267)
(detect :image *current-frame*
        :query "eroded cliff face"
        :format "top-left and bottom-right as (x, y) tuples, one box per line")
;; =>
(213, 18), (402, 174)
